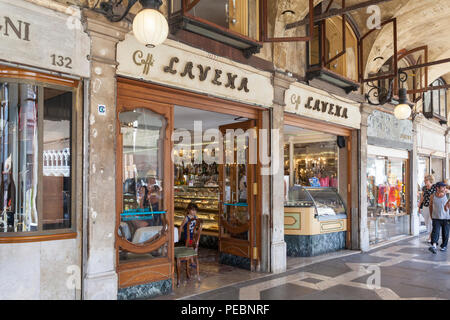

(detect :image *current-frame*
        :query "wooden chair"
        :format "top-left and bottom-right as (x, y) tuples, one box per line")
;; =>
(174, 218), (202, 287)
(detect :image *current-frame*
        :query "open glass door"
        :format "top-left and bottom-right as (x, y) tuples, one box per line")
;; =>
(218, 120), (258, 271)
(116, 100), (174, 290)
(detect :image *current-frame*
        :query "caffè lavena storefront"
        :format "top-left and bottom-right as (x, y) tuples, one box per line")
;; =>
(282, 82), (361, 257)
(114, 34), (274, 299)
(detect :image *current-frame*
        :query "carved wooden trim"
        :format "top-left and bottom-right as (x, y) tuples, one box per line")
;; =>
(220, 217), (250, 235)
(117, 230), (169, 254)
(0, 66), (78, 87)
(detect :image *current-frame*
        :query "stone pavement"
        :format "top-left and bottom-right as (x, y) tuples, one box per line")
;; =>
(180, 236), (450, 300)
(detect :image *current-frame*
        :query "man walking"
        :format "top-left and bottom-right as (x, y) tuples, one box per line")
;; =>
(428, 182), (450, 254)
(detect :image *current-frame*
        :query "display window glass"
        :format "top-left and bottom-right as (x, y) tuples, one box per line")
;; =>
(0, 80), (74, 235)
(367, 154), (409, 244)
(291, 142), (338, 188)
(418, 156), (430, 190)
(431, 157), (444, 183)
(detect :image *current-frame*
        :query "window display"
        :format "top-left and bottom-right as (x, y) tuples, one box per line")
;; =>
(0, 81), (73, 234)
(286, 141), (338, 187)
(367, 155), (409, 244)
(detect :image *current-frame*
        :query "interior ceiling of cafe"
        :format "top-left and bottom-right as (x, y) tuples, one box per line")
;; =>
(273, 0), (450, 84)
(284, 125), (336, 144)
(174, 105), (247, 131)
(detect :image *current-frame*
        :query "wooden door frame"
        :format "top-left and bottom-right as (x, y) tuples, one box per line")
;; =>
(116, 77), (264, 288)
(283, 112), (354, 249)
(115, 96), (174, 289)
(218, 120), (258, 270)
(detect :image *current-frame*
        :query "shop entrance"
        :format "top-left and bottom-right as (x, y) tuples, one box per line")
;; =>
(173, 107), (260, 287)
(283, 114), (353, 259)
(115, 78), (262, 297)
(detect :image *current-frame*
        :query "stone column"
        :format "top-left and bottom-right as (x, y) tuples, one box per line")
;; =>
(410, 115), (422, 236)
(358, 104), (373, 252)
(270, 72), (295, 273)
(82, 11), (129, 300)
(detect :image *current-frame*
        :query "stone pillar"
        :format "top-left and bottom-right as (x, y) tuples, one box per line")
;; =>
(410, 115), (422, 236)
(270, 72), (295, 273)
(82, 11), (129, 300)
(358, 104), (373, 252)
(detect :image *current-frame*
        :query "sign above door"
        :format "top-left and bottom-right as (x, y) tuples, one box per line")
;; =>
(117, 34), (273, 108)
(284, 82), (361, 129)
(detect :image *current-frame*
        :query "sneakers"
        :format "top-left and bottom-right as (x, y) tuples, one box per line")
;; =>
(440, 247), (447, 252)
(429, 246), (437, 254)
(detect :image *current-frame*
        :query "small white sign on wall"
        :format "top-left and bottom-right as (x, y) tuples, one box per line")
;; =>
(98, 105), (106, 116)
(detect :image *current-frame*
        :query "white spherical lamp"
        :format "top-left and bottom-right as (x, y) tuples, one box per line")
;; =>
(394, 103), (411, 120)
(394, 88), (413, 120)
(133, 8), (168, 48)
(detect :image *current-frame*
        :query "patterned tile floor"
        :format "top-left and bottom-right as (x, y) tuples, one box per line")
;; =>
(168, 235), (450, 300)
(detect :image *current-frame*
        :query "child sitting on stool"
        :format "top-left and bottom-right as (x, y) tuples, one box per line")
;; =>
(179, 202), (199, 247)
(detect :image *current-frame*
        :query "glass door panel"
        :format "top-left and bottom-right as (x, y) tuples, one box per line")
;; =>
(117, 107), (169, 263)
(219, 120), (257, 270)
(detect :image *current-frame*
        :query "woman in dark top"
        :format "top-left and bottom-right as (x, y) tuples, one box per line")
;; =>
(419, 175), (436, 242)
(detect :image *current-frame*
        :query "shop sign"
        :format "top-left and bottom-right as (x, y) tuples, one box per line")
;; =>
(284, 83), (361, 129)
(368, 110), (413, 149)
(0, 0), (90, 78)
(117, 34), (273, 107)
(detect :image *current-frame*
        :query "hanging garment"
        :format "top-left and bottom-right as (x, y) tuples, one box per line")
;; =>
(330, 177), (338, 188)
(388, 185), (399, 209)
(319, 176), (330, 187)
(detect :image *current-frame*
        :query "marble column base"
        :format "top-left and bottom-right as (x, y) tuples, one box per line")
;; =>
(271, 240), (287, 273)
(410, 210), (421, 236)
(83, 270), (118, 300)
(285, 232), (346, 257)
(117, 279), (172, 300)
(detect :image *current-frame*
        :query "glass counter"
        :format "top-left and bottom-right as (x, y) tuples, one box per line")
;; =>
(284, 185), (348, 257)
(285, 185), (347, 218)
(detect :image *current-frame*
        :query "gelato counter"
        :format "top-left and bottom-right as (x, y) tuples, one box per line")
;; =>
(284, 186), (347, 257)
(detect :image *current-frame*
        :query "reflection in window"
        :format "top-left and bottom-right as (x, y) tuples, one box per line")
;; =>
(308, 16), (359, 81)
(172, 0), (260, 40)
(119, 108), (168, 262)
(0, 82), (73, 234)
(43, 88), (72, 230)
(423, 78), (447, 119)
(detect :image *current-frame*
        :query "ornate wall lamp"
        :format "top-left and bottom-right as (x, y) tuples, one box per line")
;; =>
(96, 0), (168, 48)
(365, 71), (415, 120)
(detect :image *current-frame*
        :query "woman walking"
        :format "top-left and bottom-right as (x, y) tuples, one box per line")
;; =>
(419, 175), (436, 243)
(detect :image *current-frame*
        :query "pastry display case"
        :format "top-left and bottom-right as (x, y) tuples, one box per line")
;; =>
(284, 186), (347, 235)
(174, 185), (219, 236)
